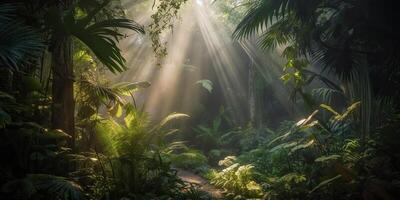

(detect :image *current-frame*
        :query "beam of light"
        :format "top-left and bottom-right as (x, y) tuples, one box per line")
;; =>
(196, 0), (204, 6)
(194, 3), (249, 122)
(238, 39), (301, 115)
(113, 0), (293, 124)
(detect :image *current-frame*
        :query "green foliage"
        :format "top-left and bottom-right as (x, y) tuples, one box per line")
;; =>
(193, 109), (227, 151)
(210, 156), (264, 199)
(85, 109), (191, 198)
(149, 0), (188, 64)
(221, 102), (400, 200)
(2, 174), (83, 200)
(0, 4), (43, 70)
(196, 79), (214, 93)
(169, 149), (208, 170)
(70, 18), (144, 73)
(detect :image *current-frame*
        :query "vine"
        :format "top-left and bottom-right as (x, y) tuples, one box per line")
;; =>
(148, 0), (188, 66)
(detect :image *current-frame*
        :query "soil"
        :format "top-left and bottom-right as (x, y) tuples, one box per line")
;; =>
(177, 169), (224, 199)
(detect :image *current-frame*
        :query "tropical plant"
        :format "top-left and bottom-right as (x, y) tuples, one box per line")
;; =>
(87, 109), (190, 198)
(46, 0), (145, 147)
(210, 156), (264, 199)
(193, 107), (233, 152)
(234, 0), (400, 148)
(1, 174), (83, 200)
(169, 149), (208, 170)
(0, 4), (43, 70)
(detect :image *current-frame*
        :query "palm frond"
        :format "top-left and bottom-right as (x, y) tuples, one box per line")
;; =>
(312, 87), (344, 104)
(257, 16), (294, 50)
(0, 3), (14, 21)
(27, 174), (83, 200)
(79, 79), (124, 105)
(233, 0), (319, 39)
(0, 4), (43, 70)
(233, 0), (274, 39)
(112, 81), (151, 95)
(69, 7), (144, 73)
(2, 174), (83, 200)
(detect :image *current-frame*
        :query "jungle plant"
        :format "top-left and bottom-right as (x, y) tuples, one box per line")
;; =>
(210, 156), (264, 199)
(233, 0), (400, 148)
(193, 107), (233, 152)
(148, 0), (188, 64)
(0, 115), (86, 199)
(169, 149), (208, 171)
(89, 108), (190, 198)
(0, 4), (43, 70)
(75, 77), (150, 150)
(45, 0), (145, 147)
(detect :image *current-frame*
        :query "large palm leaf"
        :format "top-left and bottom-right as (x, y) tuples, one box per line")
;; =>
(2, 174), (83, 200)
(71, 18), (144, 73)
(0, 4), (43, 70)
(233, 0), (320, 39)
(78, 79), (150, 107)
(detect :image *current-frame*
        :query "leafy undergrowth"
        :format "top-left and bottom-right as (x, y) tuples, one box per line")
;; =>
(179, 103), (400, 200)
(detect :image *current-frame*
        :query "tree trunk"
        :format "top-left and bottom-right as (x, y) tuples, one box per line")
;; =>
(51, 1), (75, 149)
(52, 35), (75, 148)
(249, 60), (256, 126)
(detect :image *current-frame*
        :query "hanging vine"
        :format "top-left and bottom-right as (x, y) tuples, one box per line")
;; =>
(148, 0), (188, 66)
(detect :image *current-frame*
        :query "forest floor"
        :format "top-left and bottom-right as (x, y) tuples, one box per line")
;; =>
(177, 169), (223, 199)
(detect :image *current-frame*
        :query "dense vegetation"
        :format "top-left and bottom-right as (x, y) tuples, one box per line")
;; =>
(0, 0), (399, 199)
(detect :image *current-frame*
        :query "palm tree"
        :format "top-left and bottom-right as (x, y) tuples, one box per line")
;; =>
(1, 0), (144, 151)
(233, 0), (400, 145)
(48, 0), (144, 148)
(0, 3), (43, 91)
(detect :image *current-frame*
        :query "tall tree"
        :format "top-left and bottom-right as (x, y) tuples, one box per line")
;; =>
(48, 0), (144, 148)
(234, 0), (400, 144)
(51, 0), (75, 147)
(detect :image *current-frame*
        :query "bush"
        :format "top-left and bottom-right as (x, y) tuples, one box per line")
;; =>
(170, 149), (208, 170)
(209, 156), (264, 199)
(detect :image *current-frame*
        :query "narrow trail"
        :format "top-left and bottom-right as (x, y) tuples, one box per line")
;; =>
(176, 169), (224, 199)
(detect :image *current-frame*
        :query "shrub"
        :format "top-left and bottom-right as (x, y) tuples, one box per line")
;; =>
(210, 156), (264, 199)
(170, 149), (208, 170)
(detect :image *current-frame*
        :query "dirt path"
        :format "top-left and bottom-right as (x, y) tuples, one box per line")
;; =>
(176, 169), (223, 199)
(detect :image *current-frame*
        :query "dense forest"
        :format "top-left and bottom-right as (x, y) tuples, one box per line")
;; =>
(0, 0), (399, 199)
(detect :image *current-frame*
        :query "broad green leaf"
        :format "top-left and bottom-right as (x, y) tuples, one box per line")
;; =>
(290, 139), (315, 154)
(159, 113), (190, 128)
(320, 104), (340, 116)
(196, 79), (213, 93)
(113, 81), (151, 95)
(338, 101), (361, 121)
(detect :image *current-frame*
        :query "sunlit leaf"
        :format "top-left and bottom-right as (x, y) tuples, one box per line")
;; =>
(290, 139), (314, 154)
(338, 101), (361, 121)
(159, 113), (190, 128)
(109, 103), (123, 117)
(196, 79), (213, 93)
(320, 104), (340, 116)
(310, 175), (342, 193)
(315, 155), (341, 163)
(296, 110), (319, 127)
(45, 129), (72, 139)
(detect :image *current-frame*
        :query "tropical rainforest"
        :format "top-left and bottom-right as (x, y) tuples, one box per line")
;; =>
(0, 0), (399, 199)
